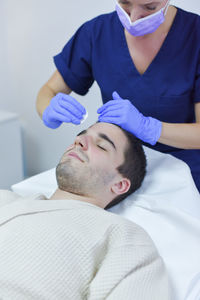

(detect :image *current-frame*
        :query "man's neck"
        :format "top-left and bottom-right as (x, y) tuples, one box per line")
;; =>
(49, 188), (102, 208)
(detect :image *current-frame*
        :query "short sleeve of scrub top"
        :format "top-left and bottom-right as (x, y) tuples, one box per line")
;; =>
(54, 23), (94, 95)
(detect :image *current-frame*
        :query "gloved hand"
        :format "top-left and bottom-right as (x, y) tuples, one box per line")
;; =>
(97, 91), (162, 145)
(42, 93), (86, 129)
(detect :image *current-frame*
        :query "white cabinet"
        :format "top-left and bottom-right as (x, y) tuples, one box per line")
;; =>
(0, 111), (24, 189)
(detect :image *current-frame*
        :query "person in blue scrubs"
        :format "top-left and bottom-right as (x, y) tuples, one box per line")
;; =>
(36, 0), (200, 192)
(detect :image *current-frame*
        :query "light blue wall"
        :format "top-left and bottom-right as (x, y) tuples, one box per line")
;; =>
(171, 0), (200, 14)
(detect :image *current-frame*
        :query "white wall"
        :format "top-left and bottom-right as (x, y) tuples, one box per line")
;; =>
(0, 0), (200, 181)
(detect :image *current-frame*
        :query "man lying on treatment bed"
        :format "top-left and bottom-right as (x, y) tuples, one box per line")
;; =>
(0, 122), (171, 300)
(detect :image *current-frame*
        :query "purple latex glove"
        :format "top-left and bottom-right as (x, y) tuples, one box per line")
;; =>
(97, 91), (162, 145)
(42, 93), (86, 129)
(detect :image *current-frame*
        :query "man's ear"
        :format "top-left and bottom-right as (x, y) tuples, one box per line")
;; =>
(111, 178), (131, 195)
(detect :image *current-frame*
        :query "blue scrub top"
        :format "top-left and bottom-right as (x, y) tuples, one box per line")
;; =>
(54, 7), (200, 192)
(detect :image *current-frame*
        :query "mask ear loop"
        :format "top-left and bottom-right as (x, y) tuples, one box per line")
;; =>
(163, 0), (170, 16)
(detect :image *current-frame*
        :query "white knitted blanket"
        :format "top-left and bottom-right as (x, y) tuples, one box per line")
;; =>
(0, 190), (170, 299)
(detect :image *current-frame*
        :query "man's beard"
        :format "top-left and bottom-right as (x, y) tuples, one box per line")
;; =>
(56, 158), (115, 197)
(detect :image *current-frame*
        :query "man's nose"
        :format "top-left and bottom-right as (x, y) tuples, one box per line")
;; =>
(75, 135), (89, 151)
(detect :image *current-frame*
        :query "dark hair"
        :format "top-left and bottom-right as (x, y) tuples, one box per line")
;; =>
(105, 128), (146, 209)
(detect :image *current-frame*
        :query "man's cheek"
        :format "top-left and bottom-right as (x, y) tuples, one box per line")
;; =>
(92, 155), (111, 169)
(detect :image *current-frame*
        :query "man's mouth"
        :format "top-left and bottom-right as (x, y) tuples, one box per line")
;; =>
(68, 152), (84, 162)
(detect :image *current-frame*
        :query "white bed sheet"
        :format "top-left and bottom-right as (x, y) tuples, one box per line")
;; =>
(12, 146), (200, 300)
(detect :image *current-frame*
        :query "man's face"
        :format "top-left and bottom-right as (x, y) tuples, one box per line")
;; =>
(56, 122), (128, 198)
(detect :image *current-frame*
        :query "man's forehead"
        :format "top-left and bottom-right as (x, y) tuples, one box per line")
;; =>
(90, 122), (124, 136)
(85, 122), (128, 149)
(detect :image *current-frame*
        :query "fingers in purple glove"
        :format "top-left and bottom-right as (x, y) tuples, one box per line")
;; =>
(98, 116), (121, 125)
(98, 107), (122, 119)
(59, 99), (85, 120)
(112, 91), (124, 100)
(57, 93), (86, 115)
(97, 91), (124, 114)
(43, 109), (62, 129)
(50, 103), (82, 123)
(49, 109), (81, 125)
(97, 100), (123, 114)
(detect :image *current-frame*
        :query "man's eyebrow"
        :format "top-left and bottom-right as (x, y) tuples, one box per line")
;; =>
(77, 129), (87, 136)
(98, 133), (116, 151)
(119, 0), (130, 3)
(77, 129), (116, 151)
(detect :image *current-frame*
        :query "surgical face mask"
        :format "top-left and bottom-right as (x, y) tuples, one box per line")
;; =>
(116, 0), (170, 36)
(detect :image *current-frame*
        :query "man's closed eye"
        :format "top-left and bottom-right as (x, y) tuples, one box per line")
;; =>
(97, 145), (107, 151)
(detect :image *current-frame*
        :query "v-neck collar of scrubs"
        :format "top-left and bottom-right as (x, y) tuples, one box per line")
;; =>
(119, 6), (180, 78)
